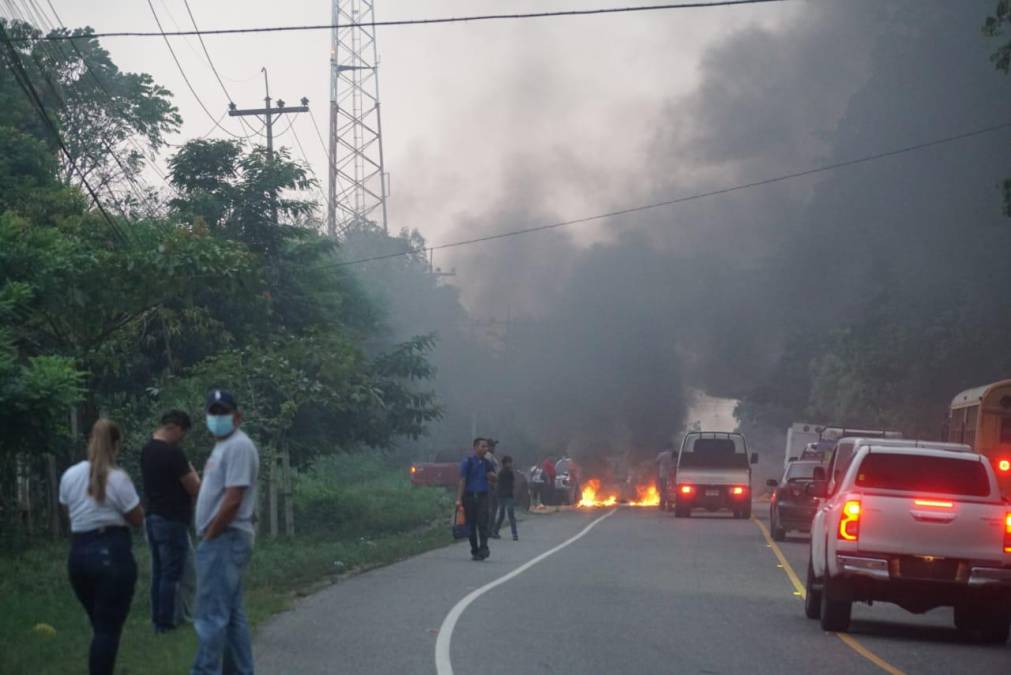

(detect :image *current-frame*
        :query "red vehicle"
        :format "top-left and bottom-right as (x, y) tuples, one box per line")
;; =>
(410, 449), (465, 488)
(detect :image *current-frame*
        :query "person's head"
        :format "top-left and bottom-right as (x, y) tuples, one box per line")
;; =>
(487, 439), (498, 455)
(156, 409), (192, 445)
(87, 419), (122, 503)
(206, 389), (241, 439)
(473, 437), (489, 457)
(502, 455), (513, 468)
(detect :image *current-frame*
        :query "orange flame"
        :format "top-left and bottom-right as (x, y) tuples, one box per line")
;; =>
(578, 479), (618, 508)
(629, 484), (660, 507)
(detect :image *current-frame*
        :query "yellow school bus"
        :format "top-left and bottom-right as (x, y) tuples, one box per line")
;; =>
(948, 379), (1011, 495)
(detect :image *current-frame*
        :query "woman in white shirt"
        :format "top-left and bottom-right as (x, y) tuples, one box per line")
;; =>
(59, 419), (144, 675)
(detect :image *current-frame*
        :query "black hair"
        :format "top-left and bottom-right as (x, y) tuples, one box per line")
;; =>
(472, 437), (486, 448)
(502, 455), (513, 464)
(160, 409), (192, 431)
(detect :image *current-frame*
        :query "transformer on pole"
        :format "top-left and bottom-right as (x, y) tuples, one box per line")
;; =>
(328, 0), (389, 236)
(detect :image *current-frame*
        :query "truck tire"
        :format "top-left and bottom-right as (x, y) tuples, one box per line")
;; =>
(771, 510), (786, 542)
(820, 575), (852, 632)
(955, 603), (1011, 644)
(674, 505), (691, 518)
(804, 557), (822, 620)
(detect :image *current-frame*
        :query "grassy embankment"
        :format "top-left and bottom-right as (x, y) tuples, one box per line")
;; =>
(0, 455), (454, 675)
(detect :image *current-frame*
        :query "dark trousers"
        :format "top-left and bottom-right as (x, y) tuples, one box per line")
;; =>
(495, 496), (517, 537)
(146, 514), (190, 631)
(462, 491), (490, 555)
(68, 528), (137, 675)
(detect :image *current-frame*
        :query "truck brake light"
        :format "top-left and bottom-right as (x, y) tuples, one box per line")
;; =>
(838, 500), (861, 541)
(731, 486), (746, 496)
(998, 459), (1011, 473)
(679, 484), (695, 496)
(1004, 513), (1011, 554)
(913, 499), (953, 508)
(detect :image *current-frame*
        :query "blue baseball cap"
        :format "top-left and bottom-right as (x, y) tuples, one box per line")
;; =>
(206, 389), (238, 412)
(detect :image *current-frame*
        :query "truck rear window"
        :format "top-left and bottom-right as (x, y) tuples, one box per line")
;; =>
(854, 454), (990, 496)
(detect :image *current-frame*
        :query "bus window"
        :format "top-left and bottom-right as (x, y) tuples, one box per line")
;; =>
(965, 405), (978, 449)
(948, 408), (965, 444)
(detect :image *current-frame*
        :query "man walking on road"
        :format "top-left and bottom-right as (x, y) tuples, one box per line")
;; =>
(141, 410), (200, 633)
(457, 438), (495, 561)
(192, 390), (260, 675)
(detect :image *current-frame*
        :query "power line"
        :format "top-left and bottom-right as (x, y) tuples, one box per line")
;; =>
(0, 20), (125, 241)
(324, 120), (1011, 269)
(145, 0), (250, 141)
(26, 1), (790, 41)
(29, 0), (171, 201)
(180, 0), (265, 139)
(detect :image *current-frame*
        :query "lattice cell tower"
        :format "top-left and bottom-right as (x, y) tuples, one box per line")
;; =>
(328, 0), (389, 235)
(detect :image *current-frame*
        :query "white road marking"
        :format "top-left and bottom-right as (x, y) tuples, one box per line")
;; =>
(434, 508), (618, 675)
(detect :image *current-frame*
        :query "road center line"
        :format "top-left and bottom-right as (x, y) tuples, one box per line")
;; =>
(750, 515), (907, 675)
(435, 508), (618, 675)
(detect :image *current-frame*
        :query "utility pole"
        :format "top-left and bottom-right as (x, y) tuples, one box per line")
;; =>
(228, 68), (310, 225)
(226, 69), (308, 538)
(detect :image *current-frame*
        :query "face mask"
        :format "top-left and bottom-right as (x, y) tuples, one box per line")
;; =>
(206, 414), (235, 438)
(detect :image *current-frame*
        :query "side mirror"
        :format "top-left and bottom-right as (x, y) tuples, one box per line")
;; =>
(751, 453), (759, 464)
(812, 466), (826, 481)
(765, 478), (778, 487)
(806, 480), (828, 498)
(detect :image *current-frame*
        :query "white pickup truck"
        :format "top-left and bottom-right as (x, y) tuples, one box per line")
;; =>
(806, 445), (1011, 642)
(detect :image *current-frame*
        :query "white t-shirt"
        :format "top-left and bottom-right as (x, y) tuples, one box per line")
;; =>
(195, 429), (259, 537)
(59, 461), (141, 533)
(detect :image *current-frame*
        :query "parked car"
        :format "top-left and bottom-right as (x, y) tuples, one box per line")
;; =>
(806, 445), (1011, 642)
(767, 460), (823, 541)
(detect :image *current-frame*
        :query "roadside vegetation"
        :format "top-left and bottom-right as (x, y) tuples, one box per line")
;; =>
(1, 455), (454, 675)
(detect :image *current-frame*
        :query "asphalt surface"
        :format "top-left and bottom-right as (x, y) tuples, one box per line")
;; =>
(254, 504), (1011, 674)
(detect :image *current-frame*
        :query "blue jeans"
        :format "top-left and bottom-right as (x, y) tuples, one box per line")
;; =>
(494, 496), (518, 537)
(68, 528), (137, 675)
(146, 514), (195, 631)
(191, 529), (254, 675)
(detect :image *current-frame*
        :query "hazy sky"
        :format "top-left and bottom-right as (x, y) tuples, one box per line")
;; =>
(40, 1), (800, 251)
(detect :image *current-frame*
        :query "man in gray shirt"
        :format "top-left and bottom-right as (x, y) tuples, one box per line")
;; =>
(192, 389), (259, 675)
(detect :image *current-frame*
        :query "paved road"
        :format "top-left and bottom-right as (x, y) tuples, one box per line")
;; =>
(255, 505), (1011, 674)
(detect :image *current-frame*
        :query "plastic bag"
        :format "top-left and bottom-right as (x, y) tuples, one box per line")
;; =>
(452, 505), (468, 540)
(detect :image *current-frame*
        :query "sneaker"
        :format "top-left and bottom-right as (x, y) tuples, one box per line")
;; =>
(478, 547), (490, 560)
(512, 535), (518, 541)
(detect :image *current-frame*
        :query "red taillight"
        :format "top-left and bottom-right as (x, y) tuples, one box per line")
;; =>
(410, 465), (417, 475)
(913, 499), (953, 509)
(1004, 513), (1011, 554)
(679, 484), (695, 496)
(838, 500), (861, 541)
(731, 486), (746, 497)
(998, 459), (1011, 473)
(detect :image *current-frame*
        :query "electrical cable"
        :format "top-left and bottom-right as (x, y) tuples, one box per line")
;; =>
(0, 20), (125, 241)
(321, 119), (1011, 269)
(27, 1), (791, 41)
(26, 0), (169, 207)
(145, 0), (251, 141)
(180, 0), (265, 139)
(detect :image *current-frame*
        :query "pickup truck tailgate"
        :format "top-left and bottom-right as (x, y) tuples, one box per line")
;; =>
(858, 493), (1007, 561)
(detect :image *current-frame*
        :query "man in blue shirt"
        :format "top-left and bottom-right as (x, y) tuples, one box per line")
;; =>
(456, 438), (496, 561)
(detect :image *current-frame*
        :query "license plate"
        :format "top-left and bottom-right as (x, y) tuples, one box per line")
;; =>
(705, 489), (720, 497)
(897, 557), (958, 581)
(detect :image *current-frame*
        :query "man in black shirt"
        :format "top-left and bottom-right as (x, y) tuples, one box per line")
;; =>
(493, 455), (519, 541)
(141, 410), (200, 633)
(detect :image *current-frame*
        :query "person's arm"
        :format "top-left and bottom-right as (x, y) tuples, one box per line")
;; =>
(203, 486), (246, 540)
(124, 504), (145, 527)
(456, 478), (465, 506)
(179, 467), (200, 499)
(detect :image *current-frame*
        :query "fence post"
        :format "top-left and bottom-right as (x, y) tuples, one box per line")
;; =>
(268, 452), (278, 538)
(47, 454), (60, 538)
(282, 449), (294, 537)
